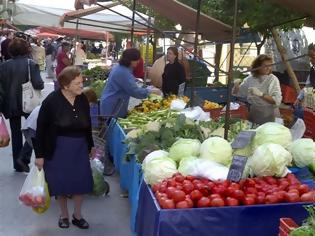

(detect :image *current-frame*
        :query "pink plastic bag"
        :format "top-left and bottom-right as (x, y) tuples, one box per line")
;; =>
(0, 114), (10, 147)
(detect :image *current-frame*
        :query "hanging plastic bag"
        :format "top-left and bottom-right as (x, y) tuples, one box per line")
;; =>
(32, 182), (50, 214)
(0, 114), (10, 148)
(18, 166), (49, 211)
(91, 159), (108, 196)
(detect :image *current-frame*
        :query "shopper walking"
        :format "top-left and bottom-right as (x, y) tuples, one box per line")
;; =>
(45, 38), (56, 79)
(0, 38), (44, 172)
(35, 66), (94, 229)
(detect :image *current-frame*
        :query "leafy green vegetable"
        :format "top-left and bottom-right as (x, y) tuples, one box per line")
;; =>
(289, 139), (315, 168)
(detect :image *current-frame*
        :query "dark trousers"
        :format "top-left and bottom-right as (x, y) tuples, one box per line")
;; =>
(9, 116), (32, 169)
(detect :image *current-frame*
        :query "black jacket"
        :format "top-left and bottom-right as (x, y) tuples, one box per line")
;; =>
(162, 60), (186, 96)
(0, 56), (44, 118)
(35, 90), (94, 159)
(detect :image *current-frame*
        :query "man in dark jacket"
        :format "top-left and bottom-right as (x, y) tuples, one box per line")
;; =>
(0, 38), (44, 172)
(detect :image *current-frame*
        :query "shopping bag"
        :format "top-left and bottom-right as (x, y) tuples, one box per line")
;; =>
(22, 59), (42, 113)
(91, 159), (109, 196)
(32, 182), (51, 214)
(18, 166), (49, 212)
(0, 114), (10, 147)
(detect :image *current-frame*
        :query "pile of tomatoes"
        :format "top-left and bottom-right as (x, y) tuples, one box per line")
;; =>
(152, 173), (315, 209)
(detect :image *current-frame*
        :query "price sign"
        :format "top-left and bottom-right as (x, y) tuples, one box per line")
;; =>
(231, 130), (256, 149)
(227, 155), (248, 182)
(178, 82), (186, 97)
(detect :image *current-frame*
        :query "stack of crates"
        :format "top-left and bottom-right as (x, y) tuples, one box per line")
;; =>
(304, 108), (315, 140)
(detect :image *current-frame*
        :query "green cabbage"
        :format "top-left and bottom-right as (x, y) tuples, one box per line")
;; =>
(199, 137), (232, 166)
(289, 138), (315, 168)
(143, 157), (177, 185)
(253, 122), (292, 149)
(178, 156), (198, 175)
(142, 150), (169, 170)
(248, 143), (292, 177)
(169, 138), (201, 162)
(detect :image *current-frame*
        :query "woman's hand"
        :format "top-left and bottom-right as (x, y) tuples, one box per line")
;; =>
(89, 147), (96, 159)
(149, 88), (162, 95)
(35, 158), (44, 170)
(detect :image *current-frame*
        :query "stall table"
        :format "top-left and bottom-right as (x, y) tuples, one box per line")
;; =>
(136, 181), (312, 236)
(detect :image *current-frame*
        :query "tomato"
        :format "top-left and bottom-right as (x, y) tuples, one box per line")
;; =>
(278, 180), (290, 190)
(200, 186), (210, 196)
(226, 197), (239, 206)
(152, 183), (161, 193)
(197, 197), (211, 208)
(227, 187), (236, 196)
(159, 184), (167, 193)
(190, 190), (203, 201)
(175, 175), (185, 183)
(301, 191), (315, 202)
(265, 194), (278, 204)
(209, 194), (222, 200)
(162, 199), (175, 209)
(230, 183), (240, 190)
(172, 190), (186, 203)
(212, 185), (226, 196)
(231, 190), (245, 201)
(182, 182), (194, 194)
(207, 182), (215, 190)
(286, 174), (301, 185)
(246, 187), (258, 195)
(285, 192), (300, 203)
(264, 176), (277, 185)
(172, 173), (182, 178)
(194, 183), (204, 191)
(193, 179), (202, 185)
(246, 194), (257, 201)
(166, 187), (176, 199)
(185, 197), (194, 208)
(167, 179), (177, 187)
(245, 179), (256, 187)
(255, 184), (263, 192)
(243, 196), (255, 205)
(288, 189), (300, 196)
(201, 178), (210, 184)
(176, 200), (190, 209)
(256, 195), (265, 204)
(211, 197), (225, 207)
(298, 184), (310, 195)
(274, 191), (286, 202)
(186, 175), (195, 181)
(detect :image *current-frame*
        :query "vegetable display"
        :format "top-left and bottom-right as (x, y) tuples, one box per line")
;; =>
(152, 173), (315, 209)
(199, 137), (233, 166)
(248, 143), (292, 177)
(289, 139), (315, 168)
(253, 122), (292, 149)
(290, 205), (315, 236)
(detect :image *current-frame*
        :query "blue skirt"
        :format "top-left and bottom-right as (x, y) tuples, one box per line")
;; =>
(44, 136), (93, 196)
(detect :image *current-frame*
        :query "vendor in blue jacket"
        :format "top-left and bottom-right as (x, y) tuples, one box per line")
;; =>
(100, 48), (160, 118)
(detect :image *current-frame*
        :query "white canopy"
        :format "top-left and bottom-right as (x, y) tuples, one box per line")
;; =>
(12, 0), (150, 33)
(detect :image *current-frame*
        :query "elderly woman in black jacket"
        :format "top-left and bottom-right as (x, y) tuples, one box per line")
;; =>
(0, 38), (44, 172)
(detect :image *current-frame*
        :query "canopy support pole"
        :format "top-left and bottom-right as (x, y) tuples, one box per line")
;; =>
(130, 0), (136, 47)
(224, 0), (238, 140)
(190, 0), (201, 108)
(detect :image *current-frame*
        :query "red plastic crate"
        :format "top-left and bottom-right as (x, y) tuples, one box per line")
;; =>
(207, 104), (248, 120)
(281, 85), (297, 104)
(278, 218), (299, 236)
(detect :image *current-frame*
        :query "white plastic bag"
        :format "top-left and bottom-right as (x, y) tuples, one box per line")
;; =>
(170, 99), (187, 111)
(19, 166), (46, 208)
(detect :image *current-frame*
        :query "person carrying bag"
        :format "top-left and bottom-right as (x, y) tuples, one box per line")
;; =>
(0, 37), (44, 172)
(22, 59), (43, 113)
